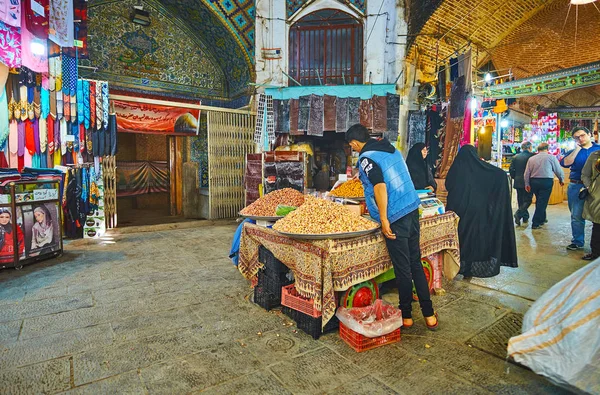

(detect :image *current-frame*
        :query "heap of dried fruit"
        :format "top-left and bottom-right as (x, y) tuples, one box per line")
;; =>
(273, 196), (377, 234)
(330, 178), (364, 198)
(240, 188), (305, 217)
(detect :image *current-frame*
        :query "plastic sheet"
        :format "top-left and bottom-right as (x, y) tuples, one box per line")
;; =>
(507, 259), (600, 393)
(335, 299), (403, 338)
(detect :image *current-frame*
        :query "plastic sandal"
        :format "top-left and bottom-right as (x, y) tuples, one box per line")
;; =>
(425, 312), (439, 331)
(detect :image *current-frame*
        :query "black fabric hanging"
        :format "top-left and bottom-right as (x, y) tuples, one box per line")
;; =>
(427, 109), (443, 171)
(445, 145), (518, 278)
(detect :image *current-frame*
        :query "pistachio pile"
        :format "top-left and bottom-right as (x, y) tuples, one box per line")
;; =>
(240, 188), (305, 217)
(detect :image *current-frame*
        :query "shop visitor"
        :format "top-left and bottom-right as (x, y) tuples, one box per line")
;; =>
(445, 145), (518, 278)
(509, 141), (534, 226)
(560, 127), (600, 251)
(406, 142), (437, 192)
(345, 124), (438, 330)
(581, 150), (600, 261)
(524, 143), (565, 229)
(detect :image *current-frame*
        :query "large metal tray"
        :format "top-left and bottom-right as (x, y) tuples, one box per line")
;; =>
(239, 213), (284, 221)
(275, 226), (380, 240)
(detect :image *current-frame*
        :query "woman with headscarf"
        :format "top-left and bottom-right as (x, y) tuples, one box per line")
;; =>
(445, 145), (518, 277)
(0, 208), (24, 264)
(406, 143), (437, 191)
(31, 205), (54, 250)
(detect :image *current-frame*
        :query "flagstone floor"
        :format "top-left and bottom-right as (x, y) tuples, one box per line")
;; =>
(0, 204), (583, 394)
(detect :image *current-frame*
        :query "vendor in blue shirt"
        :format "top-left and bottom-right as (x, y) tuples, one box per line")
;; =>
(560, 126), (600, 250)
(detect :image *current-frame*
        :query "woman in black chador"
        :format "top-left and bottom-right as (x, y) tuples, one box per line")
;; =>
(406, 142), (437, 191)
(445, 145), (518, 278)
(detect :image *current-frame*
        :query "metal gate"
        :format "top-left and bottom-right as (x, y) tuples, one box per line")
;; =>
(207, 111), (256, 219)
(103, 155), (117, 229)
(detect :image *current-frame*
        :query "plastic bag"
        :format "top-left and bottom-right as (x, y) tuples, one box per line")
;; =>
(507, 259), (600, 393)
(335, 299), (403, 338)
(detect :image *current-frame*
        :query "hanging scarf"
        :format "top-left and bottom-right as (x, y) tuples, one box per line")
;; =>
(82, 79), (89, 129)
(7, 73), (18, 121)
(0, 21), (22, 68)
(39, 116), (46, 152)
(24, 119), (34, 155)
(79, 123), (84, 153)
(33, 117), (40, 153)
(89, 80), (95, 128)
(23, 0), (49, 39)
(54, 48), (62, 92)
(20, 9), (48, 73)
(70, 120), (78, 152)
(8, 120), (17, 166)
(49, 0), (74, 47)
(101, 81), (108, 129)
(0, 0), (21, 27)
(41, 73), (49, 118)
(56, 89), (63, 119)
(16, 118), (23, 156)
(95, 81), (102, 130)
(19, 83), (27, 121)
(70, 93), (76, 124)
(63, 92), (69, 121)
(46, 115), (53, 154)
(76, 79), (83, 124)
(59, 117), (66, 154)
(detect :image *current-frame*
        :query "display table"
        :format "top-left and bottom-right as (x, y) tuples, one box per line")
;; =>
(238, 212), (460, 327)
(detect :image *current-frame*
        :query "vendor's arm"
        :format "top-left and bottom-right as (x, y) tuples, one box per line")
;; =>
(374, 183), (395, 239)
(561, 147), (580, 167)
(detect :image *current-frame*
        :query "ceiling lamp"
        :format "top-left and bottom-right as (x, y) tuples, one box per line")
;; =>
(570, 0), (596, 4)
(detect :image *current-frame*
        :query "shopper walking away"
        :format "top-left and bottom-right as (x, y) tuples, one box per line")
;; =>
(510, 141), (535, 226)
(560, 126), (600, 250)
(345, 124), (438, 330)
(581, 150), (600, 260)
(406, 142), (437, 192)
(524, 143), (565, 229)
(445, 145), (518, 278)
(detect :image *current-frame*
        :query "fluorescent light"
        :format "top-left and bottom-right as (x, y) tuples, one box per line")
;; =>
(570, 0), (596, 4)
(500, 119), (509, 128)
(470, 98), (478, 111)
(30, 41), (45, 55)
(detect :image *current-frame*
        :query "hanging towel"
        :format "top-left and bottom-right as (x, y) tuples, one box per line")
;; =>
(307, 94), (324, 137)
(335, 97), (348, 134)
(359, 99), (373, 129)
(288, 98), (300, 136)
(347, 97), (360, 127)
(385, 93), (400, 143)
(372, 95), (387, 133)
(323, 95), (336, 131)
(298, 95), (310, 132)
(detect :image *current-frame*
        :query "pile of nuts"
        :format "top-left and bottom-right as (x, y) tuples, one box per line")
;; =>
(330, 178), (364, 198)
(240, 188), (305, 217)
(273, 196), (378, 234)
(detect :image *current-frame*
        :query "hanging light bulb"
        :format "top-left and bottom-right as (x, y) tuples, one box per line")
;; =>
(30, 41), (46, 56)
(570, 0), (596, 4)
(484, 73), (492, 83)
(500, 119), (509, 128)
(470, 98), (478, 111)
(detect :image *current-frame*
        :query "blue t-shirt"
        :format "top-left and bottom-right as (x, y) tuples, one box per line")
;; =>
(560, 143), (600, 181)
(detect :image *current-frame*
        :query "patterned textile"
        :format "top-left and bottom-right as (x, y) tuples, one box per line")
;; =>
(372, 95), (387, 133)
(288, 98), (300, 136)
(265, 94), (274, 143)
(0, 89), (8, 149)
(307, 94), (323, 136)
(298, 95), (310, 132)
(438, 115), (464, 179)
(20, 10), (47, 72)
(274, 99), (289, 134)
(323, 95), (336, 131)
(347, 97), (360, 128)
(385, 93), (400, 142)
(82, 79), (89, 129)
(76, 79), (83, 124)
(95, 80), (102, 130)
(56, 89), (63, 120)
(239, 212), (461, 327)
(449, 76), (466, 119)
(39, 116), (46, 152)
(47, 114), (53, 154)
(335, 97), (348, 134)
(0, 0), (21, 27)
(23, 0), (49, 39)
(253, 93), (265, 144)
(49, 0), (74, 47)
(359, 99), (372, 129)
(0, 21), (21, 68)
(89, 80), (95, 128)
(407, 111), (427, 150)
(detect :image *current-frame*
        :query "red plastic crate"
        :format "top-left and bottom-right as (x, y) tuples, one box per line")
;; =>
(339, 322), (401, 352)
(281, 284), (321, 318)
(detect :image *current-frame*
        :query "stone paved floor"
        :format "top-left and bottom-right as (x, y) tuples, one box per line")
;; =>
(0, 204), (583, 394)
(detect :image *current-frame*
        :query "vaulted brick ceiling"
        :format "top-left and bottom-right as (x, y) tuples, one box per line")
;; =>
(407, 0), (600, 86)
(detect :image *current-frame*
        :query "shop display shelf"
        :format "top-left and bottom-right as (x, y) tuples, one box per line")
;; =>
(254, 268), (293, 311)
(339, 322), (401, 352)
(282, 306), (339, 340)
(281, 284), (321, 318)
(258, 245), (288, 274)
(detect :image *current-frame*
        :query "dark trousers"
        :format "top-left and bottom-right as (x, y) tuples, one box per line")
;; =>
(384, 209), (434, 319)
(591, 223), (600, 256)
(515, 187), (533, 221)
(530, 178), (554, 227)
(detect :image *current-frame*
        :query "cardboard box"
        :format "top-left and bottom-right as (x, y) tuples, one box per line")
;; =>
(345, 204), (363, 216)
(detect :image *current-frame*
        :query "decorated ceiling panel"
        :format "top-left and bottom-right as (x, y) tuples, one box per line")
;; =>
(86, 0), (227, 99)
(286, 0), (366, 18)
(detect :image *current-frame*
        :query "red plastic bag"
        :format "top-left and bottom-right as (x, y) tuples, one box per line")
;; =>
(335, 299), (402, 338)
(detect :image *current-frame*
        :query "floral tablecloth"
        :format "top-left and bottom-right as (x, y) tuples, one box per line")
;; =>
(238, 211), (460, 327)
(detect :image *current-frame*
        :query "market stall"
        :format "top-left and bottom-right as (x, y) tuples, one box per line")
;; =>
(238, 210), (460, 329)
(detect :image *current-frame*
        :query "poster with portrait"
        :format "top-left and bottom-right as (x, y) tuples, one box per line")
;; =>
(0, 207), (26, 265)
(19, 202), (62, 258)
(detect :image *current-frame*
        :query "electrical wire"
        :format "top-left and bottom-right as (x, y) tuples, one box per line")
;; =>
(365, 0), (385, 47)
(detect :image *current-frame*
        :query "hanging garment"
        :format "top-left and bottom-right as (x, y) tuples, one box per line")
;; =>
(39, 116), (46, 152)
(307, 94), (323, 137)
(49, 89), (56, 117)
(458, 49), (472, 93)
(76, 79), (83, 124)
(59, 117), (66, 153)
(23, 0), (49, 39)
(449, 57), (459, 82)
(385, 94), (400, 143)
(372, 95), (387, 133)
(0, 0), (21, 27)
(54, 46), (62, 92)
(7, 73), (18, 121)
(56, 89), (63, 119)
(40, 73), (49, 118)
(104, 124), (110, 156)
(24, 119), (34, 155)
(53, 144), (60, 166)
(297, 95), (310, 132)
(359, 99), (372, 129)
(20, 10), (48, 73)
(288, 98), (300, 136)
(0, 21), (21, 68)
(0, 88), (8, 149)
(407, 111), (427, 150)
(61, 52), (70, 96)
(426, 109), (443, 175)
(53, 114), (59, 153)
(49, 0), (74, 47)
(95, 81), (102, 130)
(335, 97), (348, 134)
(85, 128), (91, 154)
(33, 117), (39, 153)
(450, 76), (466, 119)
(109, 113), (117, 155)
(97, 124), (104, 156)
(437, 67), (447, 102)
(70, 93), (76, 124)
(70, 121), (78, 152)
(91, 128), (98, 157)
(82, 79), (89, 129)
(23, 148), (31, 167)
(445, 145), (518, 277)
(438, 114), (463, 179)
(347, 97), (360, 128)
(79, 123), (84, 153)
(8, 120), (16, 166)
(323, 95), (336, 131)
(63, 92), (70, 121)
(460, 101), (472, 148)
(46, 115), (53, 154)
(18, 79), (27, 121)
